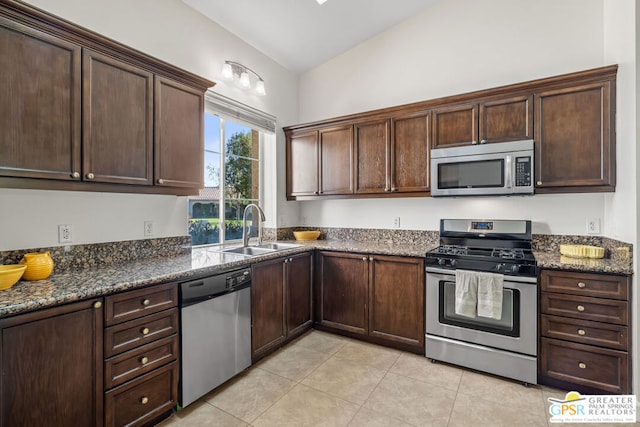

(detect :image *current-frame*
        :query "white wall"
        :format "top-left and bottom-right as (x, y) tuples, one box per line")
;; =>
(295, 0), (620, 238)
(1, 0), (299, 251)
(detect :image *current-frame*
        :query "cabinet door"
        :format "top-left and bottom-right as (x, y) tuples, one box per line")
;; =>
(368, 255), (424, 349)
(479, 95), (533, 144)
(83, 50), (153, 185)
(391, 112), (430, 192)
(0, 17), (81, 181)
(251, 258), (286, 359)
(286, 252), (313, 336)
(154, 76), (204, 189)
(354, 119), (391, 194)
(316, 251), (368, 336)
(0, 299), (103, 427)
(286, 130), (319, 197)
(535, 82), (614, 191)
(319, 125), (353, 195)
(431, 103), (478, 148)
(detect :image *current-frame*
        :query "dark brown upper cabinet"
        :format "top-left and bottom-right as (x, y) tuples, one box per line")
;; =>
(319, 125), (354, 195)
(431, 102), (478, 149)
(390, 111), (430, 193)
(83, 49), (153, 185)
(535, 81), (615, 192)
(0, 16), (81, 181)
(354, 119), (391, 194)
(0, 2), (213, 195)
(286, 130), (319, 197)
(154, 76), (204, 189)
(479, 95), (533, 144)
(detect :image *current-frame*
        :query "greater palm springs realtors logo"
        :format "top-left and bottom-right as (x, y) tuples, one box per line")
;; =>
(548, 391), (636, 423)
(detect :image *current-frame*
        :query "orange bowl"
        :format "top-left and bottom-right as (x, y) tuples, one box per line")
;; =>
(293, 230), (321, 241)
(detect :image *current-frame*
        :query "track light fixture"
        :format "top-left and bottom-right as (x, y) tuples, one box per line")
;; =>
(221, 60), (266, 96)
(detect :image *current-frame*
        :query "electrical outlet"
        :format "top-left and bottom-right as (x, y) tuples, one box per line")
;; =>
(586, 218), (601, 234)
(144, 221), (154, 237)
(392, 217), (401, 228)
(58, 224), (72, 243)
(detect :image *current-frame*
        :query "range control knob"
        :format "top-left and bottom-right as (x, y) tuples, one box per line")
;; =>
(450, 259), (457, 267)
(437, 258), (446, 266)
(511, 265), (520, 273)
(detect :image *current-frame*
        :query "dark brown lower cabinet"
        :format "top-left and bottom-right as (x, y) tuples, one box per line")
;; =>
(316, 251), (424, 353)
(252, 252), (313, 361)
(0, 299), (103, 427)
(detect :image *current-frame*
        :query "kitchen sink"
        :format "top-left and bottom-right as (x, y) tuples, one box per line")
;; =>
(217, 242), (302, 257)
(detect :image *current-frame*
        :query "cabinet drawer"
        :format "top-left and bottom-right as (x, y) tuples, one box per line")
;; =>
(105, 282), (177, 326)
(105, 361), (178, 427)
(540, 270), (629, 300)
(540, 338), (628, 394)
(105, 334), (178, 389)
(105, 308), (178, 357)
(540, 292), (628, 325)
(540, 315), (628, 350)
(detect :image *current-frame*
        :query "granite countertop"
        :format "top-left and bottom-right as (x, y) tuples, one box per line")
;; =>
(0, 240), (632, 318)
(0, 240), (433, 318)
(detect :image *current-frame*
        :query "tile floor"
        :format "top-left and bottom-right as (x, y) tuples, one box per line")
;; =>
(158, 330), (637, 427)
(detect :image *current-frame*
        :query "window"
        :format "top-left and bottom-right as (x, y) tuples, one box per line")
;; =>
(188, 114), (260, 245)
(188, 91), (275, 247)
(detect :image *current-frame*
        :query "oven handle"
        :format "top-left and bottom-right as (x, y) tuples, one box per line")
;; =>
(425, 266), (538, 284)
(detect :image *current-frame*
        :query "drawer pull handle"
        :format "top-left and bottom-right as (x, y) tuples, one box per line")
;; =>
(577, 305), (585, 312)
(142, 299), (151, 306)
(577, 329), (586, 336)
(141, 327), (150, 335)
(140, 356), (149, 365)
(141, 396), (149, 405)
(577, 282), (586, 288)
(362, 257), (367, 262)
(578, 362), (587, 369)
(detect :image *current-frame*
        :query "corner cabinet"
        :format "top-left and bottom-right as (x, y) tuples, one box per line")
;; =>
(252, 252), (313, 361)
(0, 2), (213, 195)
(0, 299), (104, 427)
(535, 79), (615, 192)
(315, 251), (424, 353)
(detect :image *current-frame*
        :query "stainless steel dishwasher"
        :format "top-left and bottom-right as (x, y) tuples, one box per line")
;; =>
(179, 267), (252, 408)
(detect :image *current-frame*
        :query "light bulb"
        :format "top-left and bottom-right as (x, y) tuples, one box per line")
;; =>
(239, 71), (251, 88)
(221, 62), (233, 80)
(255, 80), (266, 96)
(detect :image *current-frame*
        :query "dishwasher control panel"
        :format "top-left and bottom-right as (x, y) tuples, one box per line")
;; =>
(180, 267), (252, 306)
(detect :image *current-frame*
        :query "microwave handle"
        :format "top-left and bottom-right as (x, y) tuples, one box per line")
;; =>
(505, 156), (513, 188)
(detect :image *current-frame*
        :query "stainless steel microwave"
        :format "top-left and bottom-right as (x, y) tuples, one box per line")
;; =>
(430, 140), (534, 197)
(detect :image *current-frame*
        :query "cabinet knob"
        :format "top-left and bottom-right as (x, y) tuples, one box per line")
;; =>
(142, 299), (150, 306)
(577, 282), (586, 288)
(71, 171), (80, 179)
(86, 172), (94, 180)
(536, 181), (543, 186)
(141, 397), (149, 404)
(314, 191), (319, 195)
(284, 259), (288, 264)
(289, 258), (293, 262)
(141, 327), (150, 335)
(391, 187), (398, 192)
(157, 178), (164, 185)
(93, 301), (102, 309)
(577, 329), (586, 336)
(577, 305), (585, 312)
(471, 140), (478, 145)
(480, 139), (487, 144)
(369, 256), (373, 261)
(578, 362), (587, 369)
(362, 257), (367, 262)
(140, 356), (149, 365)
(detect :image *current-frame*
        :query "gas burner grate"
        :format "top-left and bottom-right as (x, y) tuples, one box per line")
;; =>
(491, 248), (525, 259)
(438, 245), (469, 255)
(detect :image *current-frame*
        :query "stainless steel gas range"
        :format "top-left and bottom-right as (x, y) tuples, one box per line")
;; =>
(425, 219), (538, 385)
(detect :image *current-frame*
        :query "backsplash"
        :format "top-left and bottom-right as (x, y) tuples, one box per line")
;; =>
(0, 236), (192, 273)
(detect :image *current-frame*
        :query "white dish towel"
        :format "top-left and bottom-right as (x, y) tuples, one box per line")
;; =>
(454, 270), (478, 318)
(477, 271), (504, 320)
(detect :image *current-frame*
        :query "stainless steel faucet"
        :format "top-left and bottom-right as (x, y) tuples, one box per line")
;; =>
(242, 203), (266, 247)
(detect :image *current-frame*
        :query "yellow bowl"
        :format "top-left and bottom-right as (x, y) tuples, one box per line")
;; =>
(560, 244), (605, 259)
(293, 230), (321, 241)
(0, 265), (27, 290)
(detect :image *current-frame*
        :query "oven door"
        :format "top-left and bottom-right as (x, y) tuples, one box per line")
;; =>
(426, 267), (537, 356)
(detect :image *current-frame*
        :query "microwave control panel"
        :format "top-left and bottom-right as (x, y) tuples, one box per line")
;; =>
(515, 156), (532, 187)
